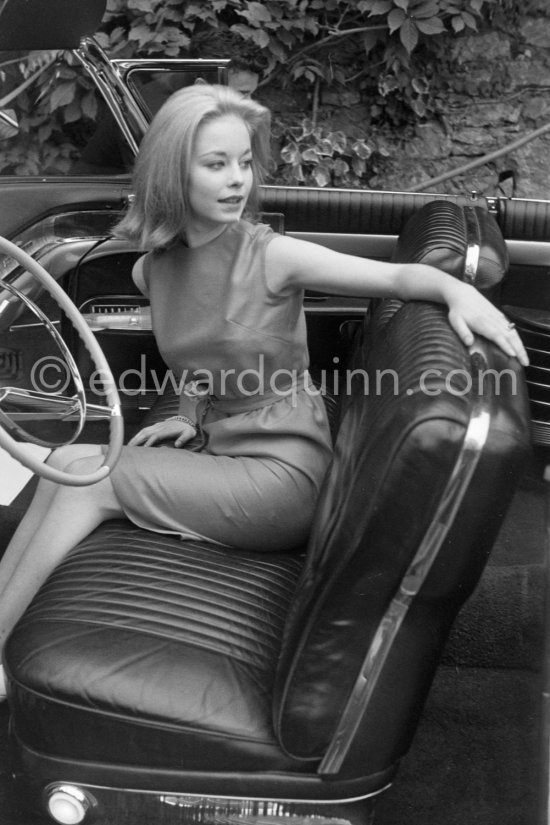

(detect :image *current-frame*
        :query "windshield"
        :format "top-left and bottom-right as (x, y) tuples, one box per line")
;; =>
(126, 66), (223, 119)
(0, 49), (129, 176)
(0, 50), (229, 178)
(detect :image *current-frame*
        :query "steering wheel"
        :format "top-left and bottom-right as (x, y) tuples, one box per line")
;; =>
(0, 235), (123, 486)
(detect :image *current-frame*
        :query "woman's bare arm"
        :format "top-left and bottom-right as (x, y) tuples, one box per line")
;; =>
(266, 235), (528, 366)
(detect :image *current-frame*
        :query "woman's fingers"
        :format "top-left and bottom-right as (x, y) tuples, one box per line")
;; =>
(494, 324), (529, 366)
(448, 308), (529, 366)
(127, 421), (196, 447)
(483, 315), (529, 366)
(448, 312), (475, 347)
(128, 423), (170, 446)
(128, 427), (161, 446)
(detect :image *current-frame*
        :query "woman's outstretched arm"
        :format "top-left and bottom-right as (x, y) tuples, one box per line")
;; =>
(266, 235), (528, 366)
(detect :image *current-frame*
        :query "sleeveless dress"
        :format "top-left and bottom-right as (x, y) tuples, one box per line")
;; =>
(108, 220), (333, 551)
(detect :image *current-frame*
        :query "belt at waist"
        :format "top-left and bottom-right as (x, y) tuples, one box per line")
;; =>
(184, 372), (318, 452)
(186, 371), (317, 417)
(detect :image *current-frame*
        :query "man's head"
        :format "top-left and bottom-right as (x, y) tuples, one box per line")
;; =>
(189, 30), (268, 99)
(227, 67), (259, 99)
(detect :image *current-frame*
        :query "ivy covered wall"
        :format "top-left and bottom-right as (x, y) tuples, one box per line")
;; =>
(1, 0), (549, 198)
(260, 0), (550, 197)
(362, 1), (550, 197)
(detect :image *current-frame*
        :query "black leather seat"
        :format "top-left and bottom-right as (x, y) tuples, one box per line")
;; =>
(3, 202), (531, 825)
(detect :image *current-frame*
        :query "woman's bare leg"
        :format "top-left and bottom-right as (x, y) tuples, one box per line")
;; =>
(0, 444), (106, 581)
(0, 446), (124, 652)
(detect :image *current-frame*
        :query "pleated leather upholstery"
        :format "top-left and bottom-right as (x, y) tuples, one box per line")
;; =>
(273, 302), (530, 773)
(260, 186), (550, 244)
(268, 185), (523, 776)
(390, 200), (508, 299)
(259, 186), (489, 235)
(7, 525), (306, 772)
(499, 196), (550, 242)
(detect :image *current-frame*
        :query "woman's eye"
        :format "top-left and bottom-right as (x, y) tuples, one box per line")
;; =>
(241, 159), (252, 169)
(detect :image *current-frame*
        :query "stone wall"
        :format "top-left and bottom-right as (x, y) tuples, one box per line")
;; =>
(393, 3), (550, 199)
(267, 1), (550, 199)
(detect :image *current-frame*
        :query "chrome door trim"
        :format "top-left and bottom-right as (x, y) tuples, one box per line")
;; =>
(319, 349), (492, 776)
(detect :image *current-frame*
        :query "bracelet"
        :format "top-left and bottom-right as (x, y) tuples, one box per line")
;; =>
(167, 414), (197, 430)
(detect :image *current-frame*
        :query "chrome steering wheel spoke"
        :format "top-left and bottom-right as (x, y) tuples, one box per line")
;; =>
(0, 235), (123, 485)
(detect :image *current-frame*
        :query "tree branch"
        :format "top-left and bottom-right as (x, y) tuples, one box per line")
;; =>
(326, 24), (388, 37)
(287, 24), (386, 67)
(0, 55), (57, 109)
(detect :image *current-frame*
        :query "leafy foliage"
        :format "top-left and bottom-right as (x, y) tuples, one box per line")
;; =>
(229, 0), (494, 97)
(0, 50), (97, 174)
(272, 117), (375, 188)
(0, 0), (498, 179)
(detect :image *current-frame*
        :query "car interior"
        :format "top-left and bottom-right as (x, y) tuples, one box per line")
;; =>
(0, 196), (536, 825)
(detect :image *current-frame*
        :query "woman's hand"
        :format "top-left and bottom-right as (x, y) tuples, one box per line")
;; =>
(128, 417), (197, 448)
(445, 281), (529, 366)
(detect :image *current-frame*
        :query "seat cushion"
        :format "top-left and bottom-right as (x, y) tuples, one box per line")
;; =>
(5, 522), (306, 772)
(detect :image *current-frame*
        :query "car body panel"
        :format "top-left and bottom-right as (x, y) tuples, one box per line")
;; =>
(0, 0), (107, 50)
(0, 179), (131, 238)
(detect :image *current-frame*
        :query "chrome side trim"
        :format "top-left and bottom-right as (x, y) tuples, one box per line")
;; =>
(74, 37), (149, 156)
(260, 183), (490, 201)
(287, 232), (396, 258)
(39, 782), (390, 807)
(113, 58), (230, 119)
(464, 206), (481, 283)
(319, 349), (492, 775)
(114, 58), (230, 71)
(506, 239), (550, 266)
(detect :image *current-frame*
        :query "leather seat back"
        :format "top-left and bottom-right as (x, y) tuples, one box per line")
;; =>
(390, 199), (508, 301)
(273, 205), (530, 777)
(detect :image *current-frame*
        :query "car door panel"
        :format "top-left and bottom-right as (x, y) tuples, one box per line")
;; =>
(0, 179), (131, 239)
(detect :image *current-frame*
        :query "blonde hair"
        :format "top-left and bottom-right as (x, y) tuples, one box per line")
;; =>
(115, 84), (271, 250)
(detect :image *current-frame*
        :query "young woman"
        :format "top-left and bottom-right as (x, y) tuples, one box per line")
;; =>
(0, 84), (528, 698)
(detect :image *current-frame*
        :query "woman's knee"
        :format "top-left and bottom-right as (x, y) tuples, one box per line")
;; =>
(52, 456), (123, 518)
(64, 454), (105, 476)
(46, 445), (75, 472)
(47, 444), (103, 472)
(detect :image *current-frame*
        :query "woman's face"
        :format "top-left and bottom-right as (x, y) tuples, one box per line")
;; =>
(187, 114), (253, 234)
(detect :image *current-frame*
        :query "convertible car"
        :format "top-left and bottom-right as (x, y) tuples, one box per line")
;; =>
(0, 2), (546, 824)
